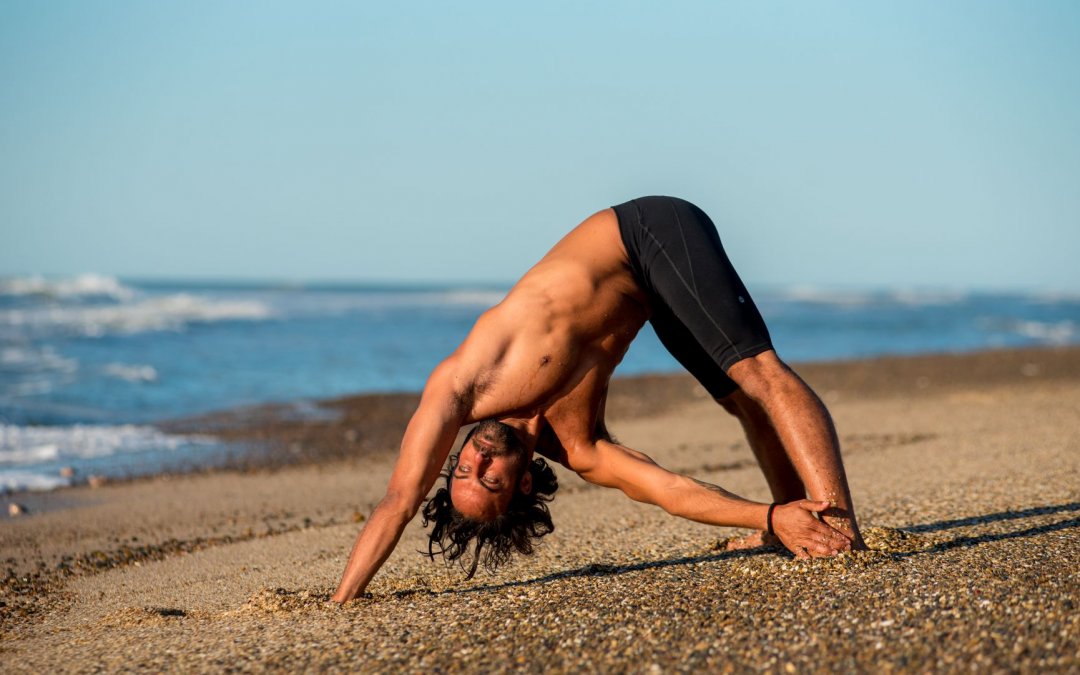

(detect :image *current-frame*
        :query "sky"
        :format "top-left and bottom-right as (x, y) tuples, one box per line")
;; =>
(1, 1), (1079, 290)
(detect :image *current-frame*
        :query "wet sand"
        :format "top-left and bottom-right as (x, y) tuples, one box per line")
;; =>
(2, 347), (1078, 672)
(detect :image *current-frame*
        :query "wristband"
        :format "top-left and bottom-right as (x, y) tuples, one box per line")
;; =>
(766, 503), (777, 536)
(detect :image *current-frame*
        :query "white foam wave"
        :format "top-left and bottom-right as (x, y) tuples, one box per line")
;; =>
(0, 274), (136, 301)
(268, 288), (506, 316)
(886, 289), (967, 306)
(0, 470), (70, 493)
(0, 294), (272, 338)
(777, 286), (967, 308)
(0, 423), (214, 466)
(1, 443), (60, 464)
(0, 346), (78, 374)
(1009, 320), (1076, 345)
(1029, 290), (1080, 304)
(7, 378), (59, 396)
(778, 286), (876, 306)
(102, 363), (158, 383)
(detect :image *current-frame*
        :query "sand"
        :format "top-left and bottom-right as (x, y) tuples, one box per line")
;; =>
(2, 347), (1078, 672)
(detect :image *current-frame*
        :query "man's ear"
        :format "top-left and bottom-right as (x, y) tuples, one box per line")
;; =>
(518, 466), (533, 495)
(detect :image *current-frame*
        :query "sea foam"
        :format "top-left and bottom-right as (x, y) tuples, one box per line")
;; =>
(0, 423), (214, 465)
(0, 274), (136, 301)
(1009, 320), (1076, 345)
(0, 293), (273, 338)
(0, 469), (70, 493)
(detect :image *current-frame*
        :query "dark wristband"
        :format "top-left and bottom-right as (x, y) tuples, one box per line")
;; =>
(766, 503), (777, 536)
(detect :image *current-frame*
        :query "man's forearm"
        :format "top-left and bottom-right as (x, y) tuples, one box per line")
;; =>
(585, 440), (770, 530)
(668, 476), (770, 530)
(331, 496), (415, 602)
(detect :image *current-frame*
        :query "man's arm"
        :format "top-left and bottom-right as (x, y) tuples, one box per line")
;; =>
(577, 439), (852, 557)
(331, 359), (468, 602)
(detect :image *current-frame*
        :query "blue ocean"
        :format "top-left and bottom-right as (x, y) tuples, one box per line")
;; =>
(1, 274), (1076, 493)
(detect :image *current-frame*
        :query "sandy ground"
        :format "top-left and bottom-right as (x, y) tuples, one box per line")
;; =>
(2, 347), (1078, 672)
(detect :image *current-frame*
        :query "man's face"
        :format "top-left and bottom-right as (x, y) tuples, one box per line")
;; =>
(449, 421), (532, 521)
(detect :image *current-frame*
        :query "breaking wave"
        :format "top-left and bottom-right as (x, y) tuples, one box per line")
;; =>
(0, 293), (273, 338)
(773, 286), (967, 307)
(0, 274), (136, 301)
(1007, 319), (1076, 345)
(0, 423), (215, 465)
(0, 423), (222, 493)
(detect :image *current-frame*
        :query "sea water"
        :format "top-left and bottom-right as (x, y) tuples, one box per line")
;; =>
(1, 274), (1076, 492)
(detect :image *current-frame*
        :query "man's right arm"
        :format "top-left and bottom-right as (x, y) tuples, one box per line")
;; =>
(331, 359), (468, 602)
(576, 439), (852, 557)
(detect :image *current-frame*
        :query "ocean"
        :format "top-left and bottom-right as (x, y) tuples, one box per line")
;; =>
(1, 274), (1076, 493)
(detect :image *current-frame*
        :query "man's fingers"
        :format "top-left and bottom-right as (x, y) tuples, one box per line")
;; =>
(816, 528), (852, 552)
(801, 523), (852, 557)
(777, 501), (855, 557)
(798, 499), (832, 513)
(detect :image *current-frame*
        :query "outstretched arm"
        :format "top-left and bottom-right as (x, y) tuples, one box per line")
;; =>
(331, 360), (468, 602)
(577, 439), (851, 558)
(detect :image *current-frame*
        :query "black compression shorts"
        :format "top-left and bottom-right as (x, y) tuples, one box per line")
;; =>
(613, 196), (773, 399)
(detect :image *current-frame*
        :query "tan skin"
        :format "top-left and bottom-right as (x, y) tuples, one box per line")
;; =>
(332, 208), (866, 602)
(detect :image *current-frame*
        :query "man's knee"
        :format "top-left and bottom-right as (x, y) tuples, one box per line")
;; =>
(726, 350), (798, 403)
(716, 388), (763, 421)
(716, 391), (743, 417)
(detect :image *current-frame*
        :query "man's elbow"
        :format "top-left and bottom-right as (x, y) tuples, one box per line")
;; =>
(375, 490), (422, 523)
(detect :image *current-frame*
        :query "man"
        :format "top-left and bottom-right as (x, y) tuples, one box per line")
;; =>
(332, 196), (865, 602)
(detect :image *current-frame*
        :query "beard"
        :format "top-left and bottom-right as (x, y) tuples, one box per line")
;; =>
(471, 419), (528, 463)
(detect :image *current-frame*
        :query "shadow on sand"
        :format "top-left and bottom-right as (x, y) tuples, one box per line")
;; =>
(396, 501), (1079, 598)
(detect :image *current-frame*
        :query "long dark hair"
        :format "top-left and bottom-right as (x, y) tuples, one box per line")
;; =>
(421, 432), (559, 579)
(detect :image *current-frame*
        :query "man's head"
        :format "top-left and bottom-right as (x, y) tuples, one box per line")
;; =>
(422, 420), (558, 578)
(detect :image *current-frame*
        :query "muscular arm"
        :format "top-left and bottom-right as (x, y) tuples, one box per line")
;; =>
(331, 359), (468, 602)
(576, 439), (851, 557)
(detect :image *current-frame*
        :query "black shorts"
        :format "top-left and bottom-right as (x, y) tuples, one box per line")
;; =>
(613, 196), (773, 399)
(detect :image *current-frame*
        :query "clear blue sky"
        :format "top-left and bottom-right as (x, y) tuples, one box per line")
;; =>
(2, 1), (1078, 289)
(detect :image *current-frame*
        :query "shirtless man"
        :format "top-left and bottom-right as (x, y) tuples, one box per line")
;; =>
(332, 196), (865, 602)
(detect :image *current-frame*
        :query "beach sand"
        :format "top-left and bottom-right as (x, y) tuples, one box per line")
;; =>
(2, 347), (1078, 672)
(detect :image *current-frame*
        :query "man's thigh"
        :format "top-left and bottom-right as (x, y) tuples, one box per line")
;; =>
(623, 196), (774, 373)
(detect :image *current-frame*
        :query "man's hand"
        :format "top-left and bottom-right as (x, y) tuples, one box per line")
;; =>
(772, 499), (852, 558)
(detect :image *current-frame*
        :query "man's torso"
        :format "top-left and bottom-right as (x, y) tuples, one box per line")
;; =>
(450, 208), (648, 457)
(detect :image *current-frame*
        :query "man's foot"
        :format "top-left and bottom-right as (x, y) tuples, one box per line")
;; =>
(722, 530), (783, 551)
(820, 512), (868, 551)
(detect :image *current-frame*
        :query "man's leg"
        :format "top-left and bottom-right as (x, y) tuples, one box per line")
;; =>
(727, 350), (866, 548)
(718, 389), (805, 504)
(613, 196), (864, 549)
(716, 389), (805, 550)
(646, 309), (812, 548)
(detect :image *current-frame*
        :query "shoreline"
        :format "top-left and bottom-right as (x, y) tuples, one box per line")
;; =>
(6, 344), (1078, 502)
(162, 342), (1080, 460)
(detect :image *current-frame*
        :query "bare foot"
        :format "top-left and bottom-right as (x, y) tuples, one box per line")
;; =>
(820, 512), (868, 551)
(723, 530), (783, 551)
